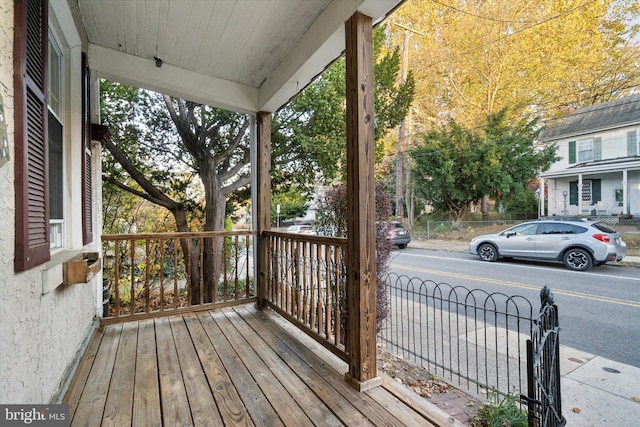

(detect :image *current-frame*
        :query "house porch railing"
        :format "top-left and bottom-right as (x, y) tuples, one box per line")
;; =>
(101, 230), (350, 363)
(263, 231), (349, 361)
(101, 231), (256, 323)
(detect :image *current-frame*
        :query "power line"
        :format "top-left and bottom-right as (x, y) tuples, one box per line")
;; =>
(428, 0), (541, 24)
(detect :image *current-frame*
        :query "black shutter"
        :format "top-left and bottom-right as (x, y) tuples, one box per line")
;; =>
(568, 141), (576, 164)
(14, 0), (49, 271)
(592, 179), (601, 203)
(569, 181), (578, 205)
(81, 53), (93, 245)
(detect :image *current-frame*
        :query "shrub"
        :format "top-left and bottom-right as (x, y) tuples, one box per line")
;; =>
(470, 391), (528, 427)
(315, 183), (393, 332)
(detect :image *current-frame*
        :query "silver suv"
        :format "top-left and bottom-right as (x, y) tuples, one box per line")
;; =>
(469, 218), (626, 271)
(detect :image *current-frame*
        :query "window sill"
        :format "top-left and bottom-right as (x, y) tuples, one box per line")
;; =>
(41, 249), (87, 295)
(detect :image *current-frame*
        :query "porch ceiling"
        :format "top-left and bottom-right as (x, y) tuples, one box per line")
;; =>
(76, 0), (404, 113)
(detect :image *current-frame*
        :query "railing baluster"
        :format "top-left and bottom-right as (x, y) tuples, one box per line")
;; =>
(234, 235), (239, 300)
(302, 241), (309, 325)
(114, 242), (120, 317)
(101, 231), (256, 322)
(159, 239), (165, 312)
(130, 239), (135, 316)
(145, 238), (151, 313)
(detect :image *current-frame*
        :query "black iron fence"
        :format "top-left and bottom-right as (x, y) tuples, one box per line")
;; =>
(378, 273), (535, 397)
(521, 287), (566, 427)
(377, 273), (564, 426)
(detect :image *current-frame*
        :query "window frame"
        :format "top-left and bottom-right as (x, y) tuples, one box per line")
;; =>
(577, 138), (593, 162)
(47, 28), (65, 251)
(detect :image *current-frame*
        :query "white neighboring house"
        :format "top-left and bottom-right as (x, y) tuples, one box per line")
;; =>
(538, 94), (640, 219)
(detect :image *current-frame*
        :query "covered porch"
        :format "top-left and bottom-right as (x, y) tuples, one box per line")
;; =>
(64, 304), (446, 427)
(86, 0), (397, 396)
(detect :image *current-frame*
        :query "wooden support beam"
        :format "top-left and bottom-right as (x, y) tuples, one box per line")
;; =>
(256, 111), (272, 309)
(344, 11), (380, 391)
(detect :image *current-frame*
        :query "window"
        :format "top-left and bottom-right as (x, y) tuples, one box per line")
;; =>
(506, 223), (538, 236)
(569, 180), (601, 206)
(538, 223), (576, 235)
(577, 138), (593, 162)
(48, 34), (64, 250)
(569, 137), (601, 163)
(628, 130), (638, 156)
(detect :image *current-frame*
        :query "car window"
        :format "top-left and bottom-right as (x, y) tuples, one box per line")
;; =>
(506, 223), (538, 235)
(538, 223), (576, 235)
(591, 222), (617, 233)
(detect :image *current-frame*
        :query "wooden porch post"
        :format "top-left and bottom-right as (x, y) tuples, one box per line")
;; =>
(344, 11), (380, 391)
(256, 111), (272, 309)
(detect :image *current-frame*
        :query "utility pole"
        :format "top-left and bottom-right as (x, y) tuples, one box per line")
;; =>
(395, 29), (408, 220)
(392, 22), (423, 222)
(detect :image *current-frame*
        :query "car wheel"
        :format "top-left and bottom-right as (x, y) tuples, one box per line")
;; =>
(397, 243), (407, 249)
(477, 243), (498, 262)
(563, 248), (593, 271)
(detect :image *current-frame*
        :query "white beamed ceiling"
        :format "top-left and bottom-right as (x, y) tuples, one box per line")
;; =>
(78, 0), (403, 113)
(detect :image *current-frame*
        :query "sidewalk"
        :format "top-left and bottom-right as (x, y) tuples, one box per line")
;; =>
(406, 238), (640, 425)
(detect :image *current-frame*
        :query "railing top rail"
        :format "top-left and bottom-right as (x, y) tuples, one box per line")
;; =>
(264, 231), (348, 246)
(102, 230), (257, 241)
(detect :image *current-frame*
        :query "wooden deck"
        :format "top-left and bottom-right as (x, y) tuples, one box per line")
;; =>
(64, 304), (449, 426)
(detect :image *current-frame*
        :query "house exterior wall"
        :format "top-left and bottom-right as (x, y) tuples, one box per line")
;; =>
(547, 126), (637, 173)
(0, 1), (100, 404)
(547, 171), (640, 217)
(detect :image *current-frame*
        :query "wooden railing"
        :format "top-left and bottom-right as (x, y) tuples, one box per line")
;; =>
(101, 231), (256, 324)
(264, 231), (349, 361)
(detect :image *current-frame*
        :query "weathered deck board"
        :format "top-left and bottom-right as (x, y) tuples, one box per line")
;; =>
(133, 319), (162, 427)
(183, 313), (253, 426)
(155, 316), (193, 427)
(168, 315), (224, 427)
(71, 323), (122, 427)
(220, 307), (343, 427)
(102, 321), (137, 427)
(212, 308), (314, 426)
(64, 304), (442, 427)
(198, 312), (284, 427)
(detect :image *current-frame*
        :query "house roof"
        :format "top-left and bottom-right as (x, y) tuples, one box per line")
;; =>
(73, 0), (404, 114)
(539, 93), (640, 142)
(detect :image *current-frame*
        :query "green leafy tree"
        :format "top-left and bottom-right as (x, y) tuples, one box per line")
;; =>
(273, 25), (415, 187)
(412, 110), (557, 223)
(271, 190), (309, 223)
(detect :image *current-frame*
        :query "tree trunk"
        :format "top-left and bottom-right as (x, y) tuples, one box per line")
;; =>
(481, 194), (489, 221)
(201, 171), (226, 305)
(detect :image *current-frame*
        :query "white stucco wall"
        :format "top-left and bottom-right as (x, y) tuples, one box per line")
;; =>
(0, 1), (100, 404)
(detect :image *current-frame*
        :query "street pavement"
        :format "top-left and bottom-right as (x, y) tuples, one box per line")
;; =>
(407, 238), (640, 426)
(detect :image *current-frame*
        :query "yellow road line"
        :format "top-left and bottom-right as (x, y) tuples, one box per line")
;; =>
(390, 263), (640, 308)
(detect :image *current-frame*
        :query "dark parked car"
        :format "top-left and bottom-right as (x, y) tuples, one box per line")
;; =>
(385, 221), (411, 249)
(469, 218), (626, 271)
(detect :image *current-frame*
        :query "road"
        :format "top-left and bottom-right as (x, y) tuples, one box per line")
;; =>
(388, 247), (640, 368)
